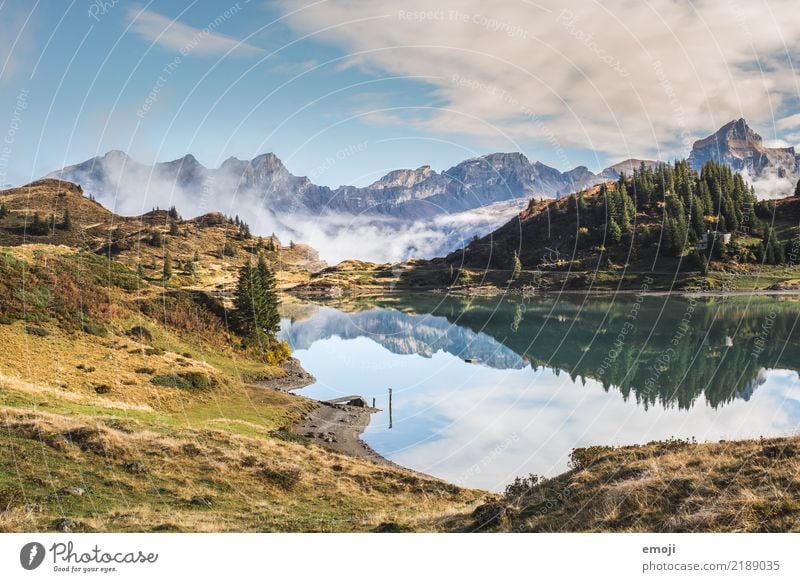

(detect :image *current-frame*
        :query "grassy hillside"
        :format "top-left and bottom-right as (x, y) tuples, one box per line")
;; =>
(457, 436), (800, 533)
(0, 179), (325, 293)
(0, 182), (482, 532)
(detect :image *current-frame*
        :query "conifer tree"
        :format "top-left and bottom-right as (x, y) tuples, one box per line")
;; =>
(510, 252), (522, 281)
(607, 217), (622, 244)
(162, 252), (172, 280)
(60, 208), (72, 230)
(231, 256), (280, 346)
(577, 193), (588, 217)
(761, 227), (785, 264)
(28, 212), (50, 236)
(256, 254), (280, 337)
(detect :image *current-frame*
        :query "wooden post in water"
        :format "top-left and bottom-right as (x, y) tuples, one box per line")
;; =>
(372, 397), (376, 409)
(388, 388), (393, 429)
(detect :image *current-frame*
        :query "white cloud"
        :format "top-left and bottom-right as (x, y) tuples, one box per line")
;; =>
(127, 7), (263, 57)
(271, 58), (319, 75)
(777, 112), (800, 130)
(742, 167), (797, 200)
(277, 0), (800, 165)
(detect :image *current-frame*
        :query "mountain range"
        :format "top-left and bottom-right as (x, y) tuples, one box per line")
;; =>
(43, 119), (799, 262)
(47, 149), (650, 220)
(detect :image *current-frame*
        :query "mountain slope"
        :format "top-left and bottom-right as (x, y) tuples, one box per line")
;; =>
(0, 179), (325, 291)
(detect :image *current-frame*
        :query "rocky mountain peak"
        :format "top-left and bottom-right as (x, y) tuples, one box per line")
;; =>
(250, 153), (286, 172)
(689, 118), (797, 179)
(722, 118), (761, 143)
(693, 118), (762, 151)
(483, 152), (530, 167)
(371, 165), (437, 190)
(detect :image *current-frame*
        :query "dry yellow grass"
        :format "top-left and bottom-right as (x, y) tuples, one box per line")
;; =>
(0, 403), (481, 532)
(460, 438), (800, 532)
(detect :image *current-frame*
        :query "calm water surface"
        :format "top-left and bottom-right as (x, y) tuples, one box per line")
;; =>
(279, 294), (800, 491)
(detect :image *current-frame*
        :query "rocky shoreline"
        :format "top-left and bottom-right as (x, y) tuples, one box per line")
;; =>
(260, 357), (396, 466)
(255, 357), (315, 391)
(291, 401), (389, 464)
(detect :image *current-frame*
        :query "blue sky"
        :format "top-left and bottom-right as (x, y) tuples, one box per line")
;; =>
(2, 0), (799, 188)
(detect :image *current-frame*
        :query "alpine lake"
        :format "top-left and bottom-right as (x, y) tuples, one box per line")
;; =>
(279, 293), (800, 491)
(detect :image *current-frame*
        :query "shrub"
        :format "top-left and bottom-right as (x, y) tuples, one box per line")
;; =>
(151, 372), (213, 391)
(503, 473), (541, 501)
(25, 325), (50, 337)
(257, 466), (301, 491)
(264, 340), (292, 366)
(138, 291), (225, 342)
(569, 445), (613, 470)
(94, 385), (111, 395)
(80, 320), (108, 337)
(147, 231), (163, 247)
(134, 367), (155, 374)
(127, 325), (153, 343)
(27, 212), (51, 236)
(123, 461), (148, 474)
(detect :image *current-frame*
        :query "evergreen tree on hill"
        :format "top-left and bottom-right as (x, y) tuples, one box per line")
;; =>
(607, 217), (622, 245)
(761, 227), (785, 265)
(28, 212), (50, 236)
(60, 208), (72, 230)
(231, 256), (280, 348)
(510, 252), (522, 281)
(162, 252), (172, 280)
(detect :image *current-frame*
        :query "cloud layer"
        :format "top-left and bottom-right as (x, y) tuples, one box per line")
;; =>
(278, 0), (800, 163)
(128, 6), (263, 57)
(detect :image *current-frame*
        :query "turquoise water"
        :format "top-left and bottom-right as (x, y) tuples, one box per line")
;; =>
(279, 294), (800, 491)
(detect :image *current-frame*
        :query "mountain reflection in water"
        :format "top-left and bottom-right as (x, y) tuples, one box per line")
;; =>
(279, 295), (800, 490)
